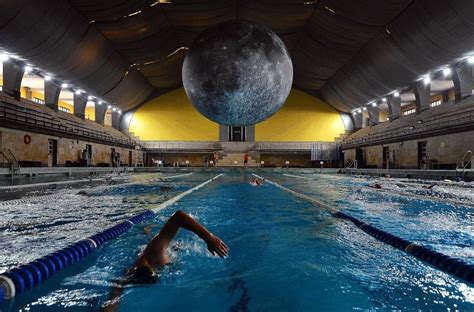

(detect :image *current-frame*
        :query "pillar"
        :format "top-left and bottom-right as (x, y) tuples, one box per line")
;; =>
(94, 102), (108, 125)
(44, 80), (61, 111)
(387, 95), (401, 120)
(2, 62), (24, 100)
(412, 80), (430, 114)
(111, 110), (121, 129)
(246, 125), (255, 142)
(368, 105), (380, 126)
(73, 93), (87, 120)
(219, 125), (228, 141)
(452, 63), (472, 103)
(352, 113), (363, 130)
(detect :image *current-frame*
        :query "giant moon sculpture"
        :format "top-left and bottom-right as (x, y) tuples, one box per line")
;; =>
(182, 21), (293, 126)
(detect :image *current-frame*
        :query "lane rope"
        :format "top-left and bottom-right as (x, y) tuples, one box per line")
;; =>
(0, 173), (223, 303)
(253, 173), (474, 285)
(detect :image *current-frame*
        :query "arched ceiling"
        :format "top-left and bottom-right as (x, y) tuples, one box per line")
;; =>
(0, 0), (473, 113)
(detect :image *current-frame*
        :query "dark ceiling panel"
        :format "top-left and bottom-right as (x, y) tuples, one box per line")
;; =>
(2, 0), (471, 113)
(319, 0), (474, 111)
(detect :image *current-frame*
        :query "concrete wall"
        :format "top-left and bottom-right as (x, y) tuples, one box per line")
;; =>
(0, 127), (142, 167)
(343, 130), (474, 169)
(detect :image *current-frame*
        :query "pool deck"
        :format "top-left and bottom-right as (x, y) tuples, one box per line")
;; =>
(0, 166), (473, 182)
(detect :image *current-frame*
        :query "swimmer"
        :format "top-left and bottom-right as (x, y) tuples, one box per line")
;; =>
(422, 183), (438, 190)
(101, 210), (228, 311)
(250, 178), (264, 186)
(368, 183), (382, 189)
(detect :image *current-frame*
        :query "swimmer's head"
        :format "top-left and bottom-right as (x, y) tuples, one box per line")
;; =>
(126, 265), (157, 284)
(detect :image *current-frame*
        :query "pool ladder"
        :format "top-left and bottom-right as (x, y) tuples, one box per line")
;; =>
(0, 148), (20, 181)
(345, 159), (358, 169)
(456, 150), (472, 178)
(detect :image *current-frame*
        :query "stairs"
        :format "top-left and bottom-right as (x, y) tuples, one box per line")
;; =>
(217, 153), (260, 167)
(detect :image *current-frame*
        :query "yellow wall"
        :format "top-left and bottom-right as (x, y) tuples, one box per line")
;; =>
(255, 89), (345, 142)
(129, 88), (219, 141)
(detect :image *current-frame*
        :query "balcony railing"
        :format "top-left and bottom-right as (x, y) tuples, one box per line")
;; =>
(0, 101), (136, 147)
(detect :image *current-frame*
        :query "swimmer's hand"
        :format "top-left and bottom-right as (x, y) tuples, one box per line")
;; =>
(206, 234), (229, 258)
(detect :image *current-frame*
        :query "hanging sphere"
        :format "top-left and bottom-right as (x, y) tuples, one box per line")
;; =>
(182, 20), (293, 126)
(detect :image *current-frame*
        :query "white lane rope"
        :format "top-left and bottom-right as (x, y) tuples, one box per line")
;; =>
(152, 174), (223, 213)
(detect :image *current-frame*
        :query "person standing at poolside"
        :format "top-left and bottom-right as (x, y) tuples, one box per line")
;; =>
(243, 152), (249, 168)
(101, 210), (228, 311)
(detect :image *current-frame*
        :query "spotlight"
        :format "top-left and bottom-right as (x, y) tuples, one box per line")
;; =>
(382, 98), (387, 102)
(468, 56), (474, 64)
(24, 66), (33, 73)
(394, 91), (400, 97)
(423, 76), (431, 85)
(442, 68), (451, 77)
(61, 83), (69, 88)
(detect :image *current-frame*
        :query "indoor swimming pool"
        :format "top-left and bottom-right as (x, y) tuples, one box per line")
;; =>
(0, 172), (473, 311)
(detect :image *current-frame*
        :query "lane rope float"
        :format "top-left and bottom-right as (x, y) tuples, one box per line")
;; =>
(0, 174), (223, 303)
(253, 173), (474, 285)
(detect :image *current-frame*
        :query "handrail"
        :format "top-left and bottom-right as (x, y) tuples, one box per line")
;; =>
(0, 101), (136, 147)
(456, 150), (472, 171)
(343, 104), (474, 149)
(345, 159), (358, 168)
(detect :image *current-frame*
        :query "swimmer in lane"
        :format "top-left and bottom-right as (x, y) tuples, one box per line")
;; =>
(250, 177), (264, 186)
(101, 210), (228, 311)
(368, 183), (382, 189)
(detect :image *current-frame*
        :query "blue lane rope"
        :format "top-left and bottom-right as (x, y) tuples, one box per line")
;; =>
(253, 174), (474, 286)
(334, 211), (474, 285)
(0, 210), (156, 303)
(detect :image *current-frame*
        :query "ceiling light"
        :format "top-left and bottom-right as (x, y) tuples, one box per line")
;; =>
(467, 56), (474, 64)
(61, 83), (69, 88)
(98, 101), (103, 105)
(107, 105), (112, 109)
(442, 68), (451, 77)
(382, 98), (387, 102)
(352, 112), (357, 115)
(363, 107), (367, 111)
(24, 66), (33, 73)
(371, 102), (377, 107)
(423, 76), (431, 85)
(394, 91), (400, 97)
(87, 96), (93, 100)
(357, 109), (362, 113)
(118, 110), (122, 114)
(0, 53), (9, 62)
(324, 5), (336, 13)
(44, 75), (52, 81)
(112, 107), (117, 112)
(75, 90), (82, 95)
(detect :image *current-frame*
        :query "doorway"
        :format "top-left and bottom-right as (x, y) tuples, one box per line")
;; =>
(355, 148), (364, 168)
(382, 146), (389, 169)
(228, 126), (245, 142)
(129, 150), (133, 167)
(48, 139), (58, 167)
(418, 141), (427, 169)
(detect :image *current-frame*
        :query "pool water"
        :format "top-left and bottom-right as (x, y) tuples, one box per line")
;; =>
(1, 172), (473, 311)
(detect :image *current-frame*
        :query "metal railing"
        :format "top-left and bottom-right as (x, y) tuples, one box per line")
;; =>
(141, 141), (221, 151)
(342, 103), (474, 149)
(456, 150), (472, 172)
(345, 159), (358, 169)
(0, 101), (136, 147)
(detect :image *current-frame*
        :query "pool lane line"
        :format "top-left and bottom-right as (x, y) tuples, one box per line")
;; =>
(252, 173), (474, 286)
(0, 178), (107, 190)
(282, 173), (316, 180)
(151, 173), (223, 213)
(0, 174), (222, 303)
(283, 173), (474, 208)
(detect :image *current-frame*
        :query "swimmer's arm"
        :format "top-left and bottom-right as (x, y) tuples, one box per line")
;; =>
(142, 210), (228, 262)
(101, 280), (125, 312)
